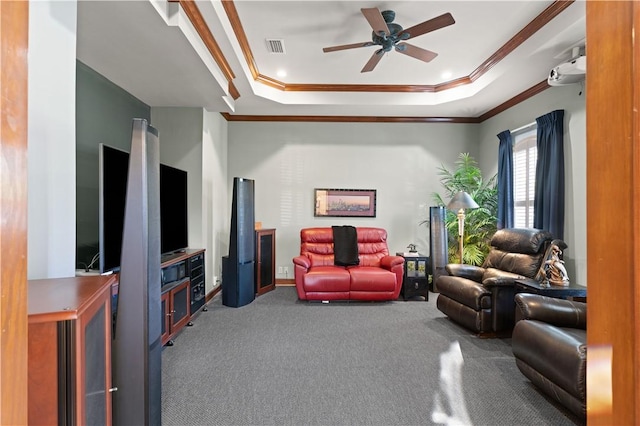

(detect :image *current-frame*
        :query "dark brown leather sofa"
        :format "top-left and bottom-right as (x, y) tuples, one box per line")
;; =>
(511, 293), (587, 419)
(435, 228), (554, 334)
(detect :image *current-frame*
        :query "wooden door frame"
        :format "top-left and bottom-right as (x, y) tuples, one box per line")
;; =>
(1, 1), (639, 424)
(0, 1), (29, 424)
(586, 1), (640, 424)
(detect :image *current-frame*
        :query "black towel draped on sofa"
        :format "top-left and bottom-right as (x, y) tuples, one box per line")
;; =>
(332, 225), (360, 266)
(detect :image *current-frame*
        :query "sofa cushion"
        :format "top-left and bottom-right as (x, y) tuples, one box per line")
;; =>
(349, 266), (396, 292)
(300, 228), (336, 267)
(483, 250), (544, 279)
(512, 320), (587, 402)
(490, 228), (553, 255)
(482, 228), (553, 279)
(303, 266), (351, 292)
(356, 228), (390, 267)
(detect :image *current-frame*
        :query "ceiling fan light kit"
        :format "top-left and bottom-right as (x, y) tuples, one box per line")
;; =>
(322, 7), (455, 73)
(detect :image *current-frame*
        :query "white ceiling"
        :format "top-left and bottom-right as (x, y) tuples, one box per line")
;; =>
(76, 0), (586, 119)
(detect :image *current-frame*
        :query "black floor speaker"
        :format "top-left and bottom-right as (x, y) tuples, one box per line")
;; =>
(429, 206), (449, 292)
(222, 177), (256, 307)
(112, 118), (162, 425)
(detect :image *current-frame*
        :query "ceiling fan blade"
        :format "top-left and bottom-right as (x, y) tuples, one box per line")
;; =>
(396, 43), (438, 62)
(398, 12), (455, 40)
(361, 8), (390, 36)
(323, 41), (374, 53)
(361, 50), (385, 73)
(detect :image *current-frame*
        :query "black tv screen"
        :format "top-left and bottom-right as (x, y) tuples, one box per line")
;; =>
(99, 144), (129, 273)
(99, 144), (188, 273)
(160, 163), (188, 255)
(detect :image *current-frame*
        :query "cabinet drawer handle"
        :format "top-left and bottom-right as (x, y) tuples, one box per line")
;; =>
(109, 387), (118, 393)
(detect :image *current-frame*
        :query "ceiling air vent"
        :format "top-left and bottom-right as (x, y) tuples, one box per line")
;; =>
(265, 39), (286, 54)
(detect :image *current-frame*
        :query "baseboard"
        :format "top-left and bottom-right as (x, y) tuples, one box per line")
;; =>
(206, 285), (221, 302)
(206, 282), (291, 302)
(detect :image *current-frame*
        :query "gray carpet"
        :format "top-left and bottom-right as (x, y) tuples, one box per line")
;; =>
(162, 287), (582, 426)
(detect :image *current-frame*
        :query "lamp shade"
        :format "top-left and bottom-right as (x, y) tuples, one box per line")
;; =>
(447, 191), (479, 211)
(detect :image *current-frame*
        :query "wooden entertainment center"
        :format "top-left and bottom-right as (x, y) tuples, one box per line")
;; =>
(159, 248), (206, 346)
(109, 248), (207, 346)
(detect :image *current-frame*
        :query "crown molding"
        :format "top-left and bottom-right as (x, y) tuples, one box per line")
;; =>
(223, 0), (573, 94)
(221, 80), (551, 123)
(220, 114), (481, 123)
(176, 1), (565, 122)
(174, 0), (238, 97)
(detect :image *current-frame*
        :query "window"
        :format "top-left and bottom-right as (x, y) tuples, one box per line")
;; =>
(513, 126), (537, 228)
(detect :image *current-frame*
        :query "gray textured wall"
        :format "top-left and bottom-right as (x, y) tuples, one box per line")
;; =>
(75, 60), (150, 268)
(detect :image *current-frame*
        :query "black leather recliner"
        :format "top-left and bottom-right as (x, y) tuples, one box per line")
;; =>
(435, 228), (554, 334)
(511, 293), (587, 419)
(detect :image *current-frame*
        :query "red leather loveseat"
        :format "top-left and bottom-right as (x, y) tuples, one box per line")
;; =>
(292, 227), (404, 301)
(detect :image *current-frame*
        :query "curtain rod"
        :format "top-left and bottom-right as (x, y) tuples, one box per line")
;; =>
(511, 120), (536, 134)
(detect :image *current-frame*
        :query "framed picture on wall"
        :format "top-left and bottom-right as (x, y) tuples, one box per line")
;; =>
(314, 188), (377, 217)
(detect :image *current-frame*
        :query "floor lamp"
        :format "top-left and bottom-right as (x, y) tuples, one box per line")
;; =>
(446, 191), (479, 264)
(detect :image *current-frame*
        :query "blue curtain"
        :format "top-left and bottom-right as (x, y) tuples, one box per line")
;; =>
(497, 130), (514, 229)
(534, 110), (565, 239)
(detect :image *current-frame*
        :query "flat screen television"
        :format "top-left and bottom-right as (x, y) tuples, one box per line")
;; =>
(99, 144), (188, 273)
(159, 163), (188, 256)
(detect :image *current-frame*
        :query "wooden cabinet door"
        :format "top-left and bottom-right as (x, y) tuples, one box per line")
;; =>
(161, 291), (171, 345)
(170, 280), (191, 331)
(78, 295), (112, 425)
(255, 229), (276, 295)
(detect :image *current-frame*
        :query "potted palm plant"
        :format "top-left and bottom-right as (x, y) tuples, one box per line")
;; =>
(431, 153), (498, 265)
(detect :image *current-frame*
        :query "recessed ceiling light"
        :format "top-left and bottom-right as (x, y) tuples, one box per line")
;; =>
(441, 71), (453, 80)
(276, 69), (287, 78)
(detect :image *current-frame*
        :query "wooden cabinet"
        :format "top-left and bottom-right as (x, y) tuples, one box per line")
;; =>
(398, 254), (430, 301)
(159, 249), (205, 345)
(161, 279), (191, 346)
(28, 275), (116, 426)
(255, 228), (276, 295)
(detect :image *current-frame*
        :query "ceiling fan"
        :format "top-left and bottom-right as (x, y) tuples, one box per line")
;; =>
(322, 8), (455, 73)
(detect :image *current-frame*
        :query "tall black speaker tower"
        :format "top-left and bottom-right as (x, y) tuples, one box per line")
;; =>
(430, 206), (449, 292)
(222, 177), (256, 307)
(112, 118), (162, 425)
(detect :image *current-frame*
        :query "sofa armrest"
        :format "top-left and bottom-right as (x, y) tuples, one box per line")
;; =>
(292, 255), (311, 270)
(515, 293), (587, 329)
(380, 255), (404, 269)
(481, 268), (525, 288)
(445, 264), (485, 282)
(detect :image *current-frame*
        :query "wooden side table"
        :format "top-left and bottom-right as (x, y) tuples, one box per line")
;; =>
(397, 253), (430, 301)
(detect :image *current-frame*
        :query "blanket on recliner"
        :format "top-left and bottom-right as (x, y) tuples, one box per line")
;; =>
(332, 225), (359, 266)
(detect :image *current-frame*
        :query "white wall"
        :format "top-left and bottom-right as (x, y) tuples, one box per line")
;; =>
(477, 84), (587, 284)
(227, 121), (477, 278)
(151, 107), (228, 293)
(151, 107), (203, 246)
(201, 110), (228, 292)
(28, 0), (77, 279)
(227, 88), (586, 284)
